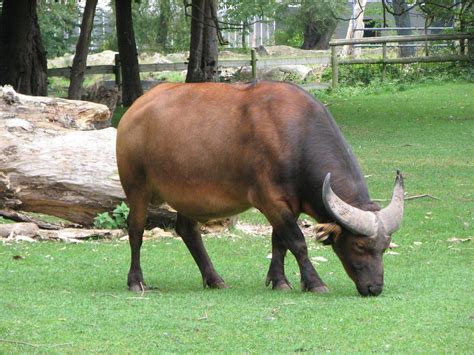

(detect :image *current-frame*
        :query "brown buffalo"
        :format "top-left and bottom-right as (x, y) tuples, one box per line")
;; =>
(116, 81), (404, 296)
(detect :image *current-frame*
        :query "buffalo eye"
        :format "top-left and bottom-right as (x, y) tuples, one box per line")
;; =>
(353, 240), (367, 254)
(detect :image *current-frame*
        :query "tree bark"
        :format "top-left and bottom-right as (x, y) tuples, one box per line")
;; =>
(393, 0), (415, 57)
(0, 0), (47, 96)
(186, 0), (218, 83)
(115, 0), (143, 106)
(0, 223), (127, 242)
(68, 0), (99, 100)
(301, 21), (337, 50)
(0, 85), (175, 227)
(342, 0), (368, 57)
(156, 0), (170, 52)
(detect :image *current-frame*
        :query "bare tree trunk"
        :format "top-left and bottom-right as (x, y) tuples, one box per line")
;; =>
(186, 0), (218, 83)
(156, 0), (170, 52)
(68, 0), (99, 100)
(116, 0), (143, 106)
(0, 0), (47, 96)
(240, 23), (247, 50)
(393, 0), (415, 57)
(301, 21), (337, 50)
(342, 0), (368, 57)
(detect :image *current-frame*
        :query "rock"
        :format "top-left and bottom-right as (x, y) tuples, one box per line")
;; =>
(255, 45), (269, 56)
(261, 65), (312, 81)
(82, 83), (121, 122)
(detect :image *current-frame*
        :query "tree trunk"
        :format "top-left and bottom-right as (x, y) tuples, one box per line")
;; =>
(68, 0), (98, 100)
(241, 23), (248, 50)
(301, 21), (337, 50)
(393, 0), (415, 57)
(186, 0), (218, 83)
(459, 0), (473, 54)
(156, 0), (170, 52)
(115, 0), (143, 106)
(0, 85), (175, 227)
(0, 0), (47, 96)
(342, 0), (368, 57)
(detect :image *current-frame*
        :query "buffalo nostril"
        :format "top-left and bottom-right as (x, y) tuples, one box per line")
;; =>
(368, 284), (383, 296)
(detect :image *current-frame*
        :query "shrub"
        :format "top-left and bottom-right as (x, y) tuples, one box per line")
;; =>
(322, 61), (473, 88)
(94, 202), (130, 229)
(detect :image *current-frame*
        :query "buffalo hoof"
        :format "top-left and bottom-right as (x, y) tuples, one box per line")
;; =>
(204, 277), (228, 289)
(211, 281), (229, 289)
(206, 281), (228, 289)
(301, 282), (329, 293)
(129, 281), (150, 293)
(308, 285), (330, 293)
(265, 275), (293, 290)
(273, 282), (292, 291)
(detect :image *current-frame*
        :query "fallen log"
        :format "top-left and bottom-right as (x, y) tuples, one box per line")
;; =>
(0, 222), (126, 243)
(0, 85), (175, 227)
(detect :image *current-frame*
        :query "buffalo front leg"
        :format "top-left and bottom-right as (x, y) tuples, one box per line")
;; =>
(266, 210), (329, 293)
(175, 213), (227, 289)
(266, 231), (292, 290)
(126, 191), (150, 292)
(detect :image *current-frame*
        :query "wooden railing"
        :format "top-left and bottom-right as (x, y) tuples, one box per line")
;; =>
(329, 33), (474, 88)
(47, 51), (330, 85)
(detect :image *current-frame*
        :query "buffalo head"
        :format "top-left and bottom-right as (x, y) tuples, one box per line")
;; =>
(315, 171), (404, 296)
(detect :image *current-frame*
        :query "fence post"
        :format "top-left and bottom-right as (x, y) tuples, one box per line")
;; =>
(382, 42), (387, 82)
(331, 45), (338, 89)
(114, 54), (122, 88)
(251, 49), (257, 80)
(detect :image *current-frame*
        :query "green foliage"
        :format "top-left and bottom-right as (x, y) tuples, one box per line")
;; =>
(274, 0), (346, 47)
(221, 0), (278, 27)
(382, 0), (474, 30)
(111, 106), (128, 128)
(130, 0), (190, 53)
(274, 29), (304, 47)
(321, 62), (473, 94)
(220, 0), (278, 48)
(93, 202), (129, 229)
(0, 216), (12, 224)
(0, 82), (473, 352)
(221, 0), (347, 48)
(37, 1), (81, 58)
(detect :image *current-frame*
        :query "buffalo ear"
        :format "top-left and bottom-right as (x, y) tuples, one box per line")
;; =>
(314, 223), (342, 245)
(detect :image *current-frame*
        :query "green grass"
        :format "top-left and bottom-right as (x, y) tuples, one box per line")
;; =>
(1, 82), (473, 352)
(0, 217), (10, 224)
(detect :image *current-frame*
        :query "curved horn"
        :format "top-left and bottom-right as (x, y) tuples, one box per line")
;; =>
(322, 173), (377, 236)
(378, 170), (405, 235)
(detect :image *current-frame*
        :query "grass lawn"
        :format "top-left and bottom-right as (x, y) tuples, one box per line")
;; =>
(1, 82), (473, 352)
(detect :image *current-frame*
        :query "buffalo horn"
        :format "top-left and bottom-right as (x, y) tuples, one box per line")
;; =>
(322, 173), (378, 237)
(378, 170), (405, 235)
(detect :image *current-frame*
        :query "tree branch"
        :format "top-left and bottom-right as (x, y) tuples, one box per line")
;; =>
(372, 194), (440, 202)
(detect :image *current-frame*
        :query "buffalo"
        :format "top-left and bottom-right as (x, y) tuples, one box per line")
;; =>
(116, 81), (404, 296)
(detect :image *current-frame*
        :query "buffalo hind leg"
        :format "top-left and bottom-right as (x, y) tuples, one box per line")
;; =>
(265, 209), (328, 293)
(175, 213), (227, 289)
(266, 231), (292, 290)
(127, 190), (150, 292)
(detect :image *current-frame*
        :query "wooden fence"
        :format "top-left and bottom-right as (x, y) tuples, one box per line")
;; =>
(329, 32), (474, 88)
(47, 51), (330, 85)
(47, 33), (473, 91)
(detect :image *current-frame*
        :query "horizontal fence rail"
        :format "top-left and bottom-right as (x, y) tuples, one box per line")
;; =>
(47, 54), (331, 82)
(329, 32), (474, 88)
(330, 32), (474, 46)
(353, 26), (454, 32)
